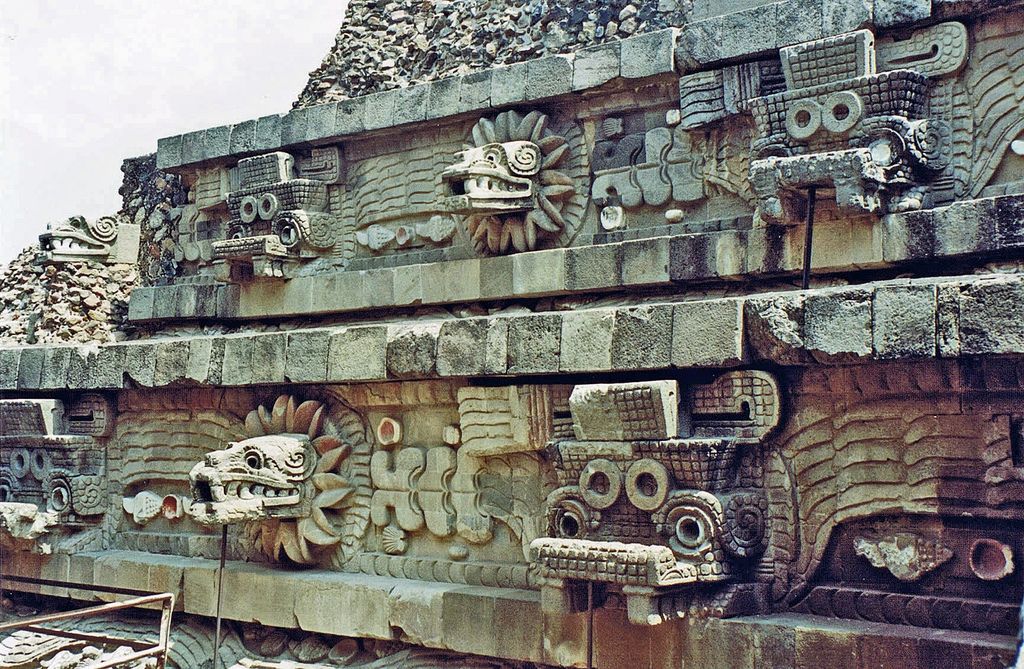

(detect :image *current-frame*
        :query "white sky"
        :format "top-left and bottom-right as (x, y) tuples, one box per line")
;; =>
(0, 1), (348, 265)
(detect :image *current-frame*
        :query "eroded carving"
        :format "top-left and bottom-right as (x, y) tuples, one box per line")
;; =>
(853, 532), (953, 582)
(441, 110), (587, 254)
(37, 215), (140, 265)
(188, 395), (372, 566)
(748, 29), (948, 223)
(532, 371), (781, 625)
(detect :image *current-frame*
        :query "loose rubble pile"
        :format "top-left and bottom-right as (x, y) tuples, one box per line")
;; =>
(120, 153), (189, 285)
(0, 242), (138, 345)
(295, 0), (692, 107)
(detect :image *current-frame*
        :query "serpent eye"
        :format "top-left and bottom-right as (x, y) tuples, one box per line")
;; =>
(484, 148), (502, 165)
(244, 451), (263, 470)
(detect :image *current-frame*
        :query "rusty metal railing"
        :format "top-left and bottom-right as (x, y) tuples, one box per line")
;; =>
(0, 574), (174, 669)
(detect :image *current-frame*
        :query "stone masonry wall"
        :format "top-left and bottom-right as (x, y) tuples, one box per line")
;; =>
(295, 0), (695, 107)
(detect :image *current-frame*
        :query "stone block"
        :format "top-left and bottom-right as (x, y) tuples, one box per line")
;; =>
(153, 339), (190, 386)
(936, 282), (961, 358)
(335, 97), (366, 135)
(821, 0), (873, 35)
(794, 625), (859, 669)
(40, 346), (70, 389)
(184, 337), (214, 384)
(565, 244), (618, 292)
(393, 84), (429, 125)
(328, 326), (387, 381)
(216, 284), (241, 319)
(363, 90), (397, 131)
(560, 308), (615, 372)
(282, 107), (310, 146)
(89, 345), (126, 388)
(621, 28), (677, 80)
(194, 284), (219, 318)
(493, 590), (543, 663)
(874, 0), (931, 28)
(221, 334), (255, 386)
(873, 284), (937, 359)
(491, 62), (529, 108)
(611, 304), (673, 370)
(0, 348), (18, 390)
(153, 285), (178, 319)
(180, 130), (205, 164)
(250, 333), (287, 384)
(506, 314), (561, 374)
(744, 293), (812, 364)
(393, 264), (424, 306)
(203, 124), (231, 160)
(485, 318), (509, 375)
(285, 330), (330, 382)
(182, 560), (219, 616)
(293, 573), (393, 639)
(437, 318), (489, 376)
(420, 259), (481, 303)
(441, 587), (497, 657)
(776, 0), (825, 48)
(620, 237), (671, 286)
(387, 580), (447, 648)
(304, 102), (337, 141)
(364, 268), (395, 308)
(119, 342), (152, 387)
(512, 249), (566, 296)
(460, 70), (492, 112)
(479, 255), (513, 300)
(254, 114), (283, 151)
(218, 563), (297, 627)
(64, 346), (90, 389)
(17, 347), (44, 389)
(672, 298), (746, 367)
(228, 119), (256, 154)
(959, 277), (1024, 355)
(427, 76), (462, 119)
(127, 286), (155, 322)
(176, 285), (198, 319)
(156, 135), (182, 170)
(573, 42), (620, 90)
(804, 288), (873, 363)
(526, 55), (573, 100)
(386, 323), (440, 378)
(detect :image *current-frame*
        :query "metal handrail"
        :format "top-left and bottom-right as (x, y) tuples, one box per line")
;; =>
(0, 574), (175, 669)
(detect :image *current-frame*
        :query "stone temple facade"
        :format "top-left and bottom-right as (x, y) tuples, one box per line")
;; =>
(3, 0), (1024, 667)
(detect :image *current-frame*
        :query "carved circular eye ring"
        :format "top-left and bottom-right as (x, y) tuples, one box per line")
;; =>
(49, 482), (71, 513)
(30, 450), (50, 481)
(239, 196), (259, 223)
(664, 504), (716, 556)
(578, 458), (623, 510)
(258, 193), (280, 221)
(821, 91), (863, 134)
(9, 449), (30, 479)
(785, 99), (822, 140)
(244, 451), (263, 471)
(625, 459), (672, 511)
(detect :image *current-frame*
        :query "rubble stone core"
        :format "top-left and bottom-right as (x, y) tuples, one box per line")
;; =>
(4, 1), (1024, 667)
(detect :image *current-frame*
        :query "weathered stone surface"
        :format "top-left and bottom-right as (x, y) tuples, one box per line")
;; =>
(507, 314), (560, 373)
(959, 278), (1024, 355)
(437, 319), (488, 376)
(386, 323), (440, 378)
(573, 42), (620, 90)
(672, 298), (746, 367)
(611, 304), (673, 369)
(285, 330), (330, 382)
(873, 284), (937, 359)
(803, 288), (873, 363)
(221, 334), (255, 386)
(560, 309), (615, 372)
(327, 326), (387, 381)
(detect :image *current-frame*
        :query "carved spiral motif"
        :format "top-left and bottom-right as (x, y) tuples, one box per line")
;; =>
(87, 216), (118, 243)
(911, 119), (951, 170)
(721, 492), (769, 559)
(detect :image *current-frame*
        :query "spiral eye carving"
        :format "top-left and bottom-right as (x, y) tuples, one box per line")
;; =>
(87, 216), (118, 243)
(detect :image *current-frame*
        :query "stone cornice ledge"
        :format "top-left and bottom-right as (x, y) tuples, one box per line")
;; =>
(156, 0), (1019, 171)
(125, 194), (1024, 323)
(4, 273), (1024, 392)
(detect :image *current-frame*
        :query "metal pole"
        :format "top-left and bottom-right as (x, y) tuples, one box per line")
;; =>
(802, 187), (817, 291)
(213, 525), (228, 669)
(586, 581), (594, 669)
